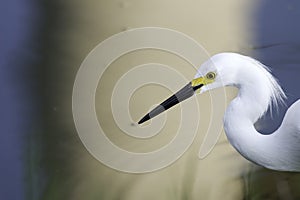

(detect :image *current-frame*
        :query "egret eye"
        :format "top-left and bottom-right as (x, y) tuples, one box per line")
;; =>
(206, 72), (216, 80)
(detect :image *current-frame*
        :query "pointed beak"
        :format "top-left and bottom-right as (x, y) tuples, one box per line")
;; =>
(138, 77), (205, 124)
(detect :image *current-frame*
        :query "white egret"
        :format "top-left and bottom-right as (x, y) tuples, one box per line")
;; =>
(138, 53), (300, 172)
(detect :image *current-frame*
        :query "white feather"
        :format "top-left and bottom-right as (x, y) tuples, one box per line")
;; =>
(197, 53), (300, 171)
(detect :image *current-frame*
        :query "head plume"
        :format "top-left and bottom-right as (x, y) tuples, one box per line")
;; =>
(241, 55), (287, 115)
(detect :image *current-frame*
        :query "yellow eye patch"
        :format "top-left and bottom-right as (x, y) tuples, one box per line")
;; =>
(191, 72), (216, 87)
(191, 77), (205, 87)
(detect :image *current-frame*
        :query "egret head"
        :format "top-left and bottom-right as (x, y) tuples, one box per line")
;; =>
(138, 53), (286, 124)
(193, 53), (261, 93)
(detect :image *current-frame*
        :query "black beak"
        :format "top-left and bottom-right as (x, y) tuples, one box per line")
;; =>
(138, 82), (204, 124)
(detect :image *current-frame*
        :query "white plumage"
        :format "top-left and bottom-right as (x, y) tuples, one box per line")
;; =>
(197, 53), (300, 171)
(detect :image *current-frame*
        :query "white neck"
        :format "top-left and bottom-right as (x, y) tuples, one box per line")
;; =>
(223, 84), (281, 170)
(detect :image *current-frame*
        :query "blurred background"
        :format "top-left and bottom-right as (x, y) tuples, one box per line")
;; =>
(1, 0), (300, 199)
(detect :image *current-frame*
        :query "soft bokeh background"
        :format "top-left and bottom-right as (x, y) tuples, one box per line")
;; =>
(1, 0), (300, 200)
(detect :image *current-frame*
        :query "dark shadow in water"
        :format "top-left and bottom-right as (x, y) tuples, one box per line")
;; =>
(243, 167), (300, 200)
(0, 0), (42, 199)
(251, 0), (300, 134)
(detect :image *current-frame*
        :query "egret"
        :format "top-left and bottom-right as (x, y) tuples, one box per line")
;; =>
(138, 53), (300, 172)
